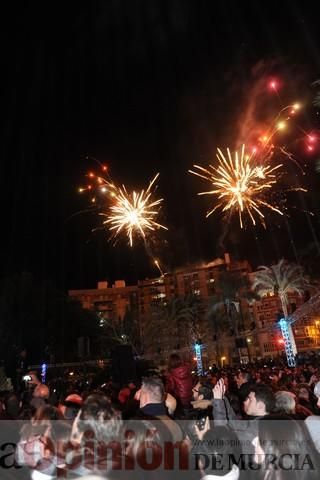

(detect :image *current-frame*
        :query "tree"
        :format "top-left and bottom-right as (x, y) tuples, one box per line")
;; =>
(252, 260), (309, 318)
(145, 294), (203, 359)
(214, 270), (256, 336)
(207, 294), (231, 362)
(98, 305), (141, 355)
(252, 259), (310, 366)
(207, 270), (256, 364)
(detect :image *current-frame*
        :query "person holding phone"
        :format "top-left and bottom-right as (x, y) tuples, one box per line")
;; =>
(22, 371), (50, 408)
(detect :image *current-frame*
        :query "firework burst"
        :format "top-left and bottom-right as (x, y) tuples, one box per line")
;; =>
(101, 174), (168, 246)
(189, 145), (284, 228)
(190, 89), (310, 228)
(79, 168), (167, 246)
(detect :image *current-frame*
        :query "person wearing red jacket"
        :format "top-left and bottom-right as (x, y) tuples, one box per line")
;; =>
(165, 353), (193, 412)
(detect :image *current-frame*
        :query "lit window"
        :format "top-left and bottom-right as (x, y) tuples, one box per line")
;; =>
(152, 293), (166, 299)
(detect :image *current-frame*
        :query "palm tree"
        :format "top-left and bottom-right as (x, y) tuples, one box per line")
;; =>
(215, 270), (256, 335)
(146, 295), (202, 359)
(208, 270), (257, 364)
(207, 294), (231, 363)
(252, 259), (309, 365)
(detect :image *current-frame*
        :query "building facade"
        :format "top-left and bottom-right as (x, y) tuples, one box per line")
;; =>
(68, 258), (320, 366)
(69, 280), (139, 326)
(291, 292), (320, 354)
(137, 254), (253, 366)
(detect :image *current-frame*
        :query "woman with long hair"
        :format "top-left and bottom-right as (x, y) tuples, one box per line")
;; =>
(252, 415), (320, 480)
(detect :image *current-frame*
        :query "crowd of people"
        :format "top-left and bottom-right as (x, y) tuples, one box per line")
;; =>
(0, 353), (320, 479)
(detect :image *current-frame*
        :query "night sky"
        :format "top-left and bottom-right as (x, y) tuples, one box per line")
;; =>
(1, 1), (320, 291)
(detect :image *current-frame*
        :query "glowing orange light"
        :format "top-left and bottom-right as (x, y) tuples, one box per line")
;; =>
(102, 165), (108, 171)
(277, 121), (286, 131)
(252, 146), (257, 153)
(88, 172), (95, 178)
(88, 185), (92, 190)
(278, 339), (284, 345)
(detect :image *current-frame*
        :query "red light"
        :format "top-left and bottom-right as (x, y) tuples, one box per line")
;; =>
(269, 80), (278, 91)
(252, 146), (257, 154)
(307, 145), (314, 152)
(88, 185), (92, 190)
(308, 135), (316, 143)
(278, 339), (284, 344)
(88, 172), (95, 178)
(102, 165), (108, 171)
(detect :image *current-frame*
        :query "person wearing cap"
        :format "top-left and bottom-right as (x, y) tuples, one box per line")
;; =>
(304, 381), (320, 452)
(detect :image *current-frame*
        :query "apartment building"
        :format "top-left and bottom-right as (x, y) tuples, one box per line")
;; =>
(291, 292), (320, 353)
(68, 258), (320, 365)
(68, 280), (138, 325)
(137, 254), (253, 364)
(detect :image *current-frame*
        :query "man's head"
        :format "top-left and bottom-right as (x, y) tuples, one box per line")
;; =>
(192, 380), (213, 402)
(297, 384), (311, 401)
(139, 377), (164, 409)
(274, 390), (296, 414)
(244, 384), (275, 417)
(79, 393), (122, 443)
(3, 393), (21, 418)
(307, 364), (318, 375)
(235, 370), (251, 388)
(33, 383), (50, 400)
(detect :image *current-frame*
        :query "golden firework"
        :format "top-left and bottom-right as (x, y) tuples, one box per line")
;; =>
(101, 173), (168, 246)
(189, 145), (283, 228)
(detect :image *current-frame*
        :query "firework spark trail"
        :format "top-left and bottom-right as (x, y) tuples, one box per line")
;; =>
(189, 144), (284, 228)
